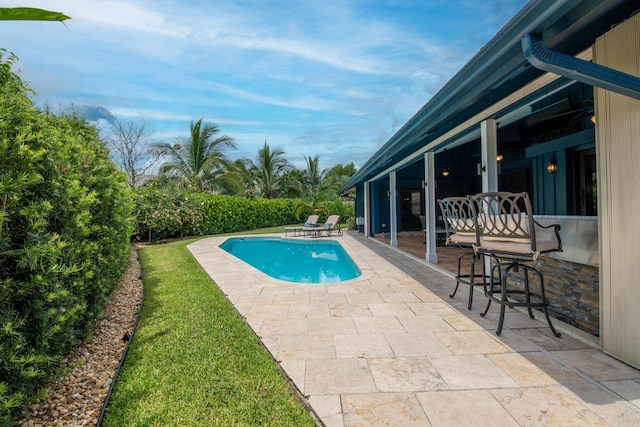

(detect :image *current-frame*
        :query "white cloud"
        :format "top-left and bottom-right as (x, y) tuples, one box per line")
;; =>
(2, 0), (529, 169)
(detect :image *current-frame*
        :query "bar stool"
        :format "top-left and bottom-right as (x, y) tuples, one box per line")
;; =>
(469, 191), (562, 337)
(438, 197), (489, 310)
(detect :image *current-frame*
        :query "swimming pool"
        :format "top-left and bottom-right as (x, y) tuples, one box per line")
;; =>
(219, 237), (361, 283)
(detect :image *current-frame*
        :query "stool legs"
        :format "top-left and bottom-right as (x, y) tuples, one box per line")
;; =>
(450, 251), (487, 310)
(481, 260), (560, 337)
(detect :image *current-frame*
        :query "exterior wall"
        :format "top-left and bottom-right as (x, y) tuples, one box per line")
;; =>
(595, 12), (640, 369)
(494, 257), (599, 336)
(536, 257), (599, 336)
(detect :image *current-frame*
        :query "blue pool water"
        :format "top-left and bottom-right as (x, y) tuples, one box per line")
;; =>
(219, 237), (361, 283)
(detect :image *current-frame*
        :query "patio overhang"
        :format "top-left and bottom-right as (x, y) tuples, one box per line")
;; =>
(339, 0), (640, 194)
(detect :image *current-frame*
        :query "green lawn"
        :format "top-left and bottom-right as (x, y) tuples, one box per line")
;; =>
(103, 231), (316, 426)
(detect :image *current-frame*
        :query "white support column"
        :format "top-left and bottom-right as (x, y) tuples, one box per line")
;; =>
(480, 119), (499, 275)
(481, 119), (499, 192)
(364, 181), (370, 238)
(389, 171), (398, 247)
(424, 152), (438, 263)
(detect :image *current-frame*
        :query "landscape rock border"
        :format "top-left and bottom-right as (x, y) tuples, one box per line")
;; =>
(18, 246), (144, 427)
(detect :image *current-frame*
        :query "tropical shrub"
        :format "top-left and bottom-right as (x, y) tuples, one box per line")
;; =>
(132, 187), (300, 241)
(0, 53), (133, 423)
(132, 186), (204, 242)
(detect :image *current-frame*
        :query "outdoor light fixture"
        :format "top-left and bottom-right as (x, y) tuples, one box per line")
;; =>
(441, 168), (450, 177)
(547, 157), (558, 174)
(591, 114), (596, 124)
(496, 154), (504, 162)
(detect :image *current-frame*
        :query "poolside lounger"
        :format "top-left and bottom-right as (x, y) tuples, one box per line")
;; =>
(284, 214), (319, 236)
(303, 215), (342, 237)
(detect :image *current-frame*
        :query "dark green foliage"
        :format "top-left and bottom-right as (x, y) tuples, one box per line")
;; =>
(132, 186), (204, 242)
(0, 53), (133, 423)
(132, 186), (300, 242)
(325, 199), (355, 228)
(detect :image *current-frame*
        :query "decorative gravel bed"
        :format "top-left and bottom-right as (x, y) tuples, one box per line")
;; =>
(18, 247), (144, 427)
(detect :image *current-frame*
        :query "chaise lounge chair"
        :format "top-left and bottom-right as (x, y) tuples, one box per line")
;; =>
(284, 214), (320, 236)
(303, 214), (342, 237)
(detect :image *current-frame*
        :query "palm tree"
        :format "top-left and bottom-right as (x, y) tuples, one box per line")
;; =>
(230, 158), (258, 198)
(249, 141), (290, 199)
(302, 155), (325, 197)
(294, 193), (330, 220)
(152, 118), (237, 192)
(302, 154), (342, 198)
(278, 168), (305, 199)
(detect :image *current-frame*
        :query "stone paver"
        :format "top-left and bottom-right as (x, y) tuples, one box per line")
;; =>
(188, 232), (640, 426)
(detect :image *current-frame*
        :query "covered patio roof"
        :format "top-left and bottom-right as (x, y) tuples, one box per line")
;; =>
(340, 0), (639, 191)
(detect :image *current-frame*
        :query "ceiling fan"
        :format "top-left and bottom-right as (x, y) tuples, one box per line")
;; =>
(541, 99), (594, 125)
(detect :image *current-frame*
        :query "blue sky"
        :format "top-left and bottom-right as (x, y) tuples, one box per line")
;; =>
(2, 0), (528, 169)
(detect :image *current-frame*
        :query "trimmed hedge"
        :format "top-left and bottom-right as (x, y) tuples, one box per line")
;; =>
(0, 54), (133, 423)
(132, 187), (356, 242)
(132, 187), (299, 241)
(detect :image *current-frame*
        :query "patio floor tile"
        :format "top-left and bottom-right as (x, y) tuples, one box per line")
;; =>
(385, 332), (453, 356)
(490, 385), (611, 426)
(429, 354), (520, 389)
(345, 292), (384, 304)
(258, 317), (308, 337)
(353, 316), (406, 334)
(487, 352), (585, 386)
(277, 334), (335, 360)
(551, 349), (640, 381)
(187, 232), (640, 426)
(397, 314), (455, 333)
(367, 302), (415, 316)
(307, 316), (356, 335)
(567, 381), (640, 426)
(434, 330), (511, 355)
(305, 358), (377, 395)
(342, 392), (430, 426)
(334, 333), (394, 358)
(328, 303), (373, 317)
(405, 300), (457, 316)
(368, 357), (447, 392)
(416, 389), (519, 426)
(307, 395), (343, 427)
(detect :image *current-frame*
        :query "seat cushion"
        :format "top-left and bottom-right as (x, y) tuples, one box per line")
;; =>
(448, 233), (476, 245)
(479, 238), (532, 254)
(478, 236), (559, 255)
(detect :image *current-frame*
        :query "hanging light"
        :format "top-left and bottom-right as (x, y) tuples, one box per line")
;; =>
(547, 157), (558, 174)
(496, 154), (504, 162)
(441, 168), (450, 177)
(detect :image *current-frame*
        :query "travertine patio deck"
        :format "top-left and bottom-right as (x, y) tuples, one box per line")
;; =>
(188, 231), (640, 426)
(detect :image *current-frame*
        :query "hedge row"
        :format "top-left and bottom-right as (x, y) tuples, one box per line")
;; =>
(0, 54), (133, 423)
(132, 187), (355, 242)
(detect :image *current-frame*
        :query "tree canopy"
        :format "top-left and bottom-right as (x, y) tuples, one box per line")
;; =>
(0, 7), (70, 22)
(152, 118), (238, 193)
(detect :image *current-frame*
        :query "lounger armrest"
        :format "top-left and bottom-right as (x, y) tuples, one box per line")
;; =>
(534, 220), (562, 252)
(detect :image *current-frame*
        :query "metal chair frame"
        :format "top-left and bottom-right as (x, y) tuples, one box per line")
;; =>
(469, 191), (562, 337)
(438, 197), (491, 310)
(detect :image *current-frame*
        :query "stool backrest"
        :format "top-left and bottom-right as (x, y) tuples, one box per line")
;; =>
(469, 191), (541, 258)
(437, 197), (479, 247)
